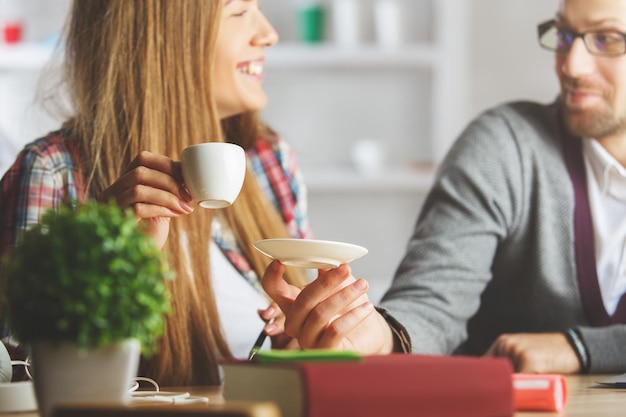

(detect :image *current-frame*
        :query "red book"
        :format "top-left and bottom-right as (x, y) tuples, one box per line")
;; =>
(222, 352), (514, 417)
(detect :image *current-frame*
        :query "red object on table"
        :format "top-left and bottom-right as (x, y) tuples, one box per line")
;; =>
(3, 21), (23, 44)
(513, 373), (567, 412)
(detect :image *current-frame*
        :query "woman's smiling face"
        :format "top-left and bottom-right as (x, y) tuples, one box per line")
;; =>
(213, 0), (278, 119)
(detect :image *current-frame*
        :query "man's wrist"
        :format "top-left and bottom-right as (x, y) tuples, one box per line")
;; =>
(564, 328), (590, 373)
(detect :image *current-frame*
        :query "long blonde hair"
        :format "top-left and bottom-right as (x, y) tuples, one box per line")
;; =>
(63, 0), (307, 386)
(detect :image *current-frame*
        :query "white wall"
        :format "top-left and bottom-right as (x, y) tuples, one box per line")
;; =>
(465, 0), (560, 124)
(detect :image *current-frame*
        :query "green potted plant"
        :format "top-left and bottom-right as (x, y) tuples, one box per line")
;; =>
(1, 200), (173, 417)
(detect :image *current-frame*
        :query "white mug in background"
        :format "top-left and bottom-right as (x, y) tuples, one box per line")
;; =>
(351, 139), (385, 177)
(181, 142), (246, 209)
(374, 0), (402, 48)
(332, 0), (360, 47)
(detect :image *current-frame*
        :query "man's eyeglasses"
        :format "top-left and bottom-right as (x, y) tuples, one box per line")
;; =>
(537, 19), (626, 56)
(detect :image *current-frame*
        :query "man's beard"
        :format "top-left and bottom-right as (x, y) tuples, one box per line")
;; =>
(561, 77), (626, 139)
(562, 103), (626, 139)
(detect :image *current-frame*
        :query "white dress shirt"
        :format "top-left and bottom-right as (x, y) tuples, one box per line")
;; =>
(582, 138), (626, 315)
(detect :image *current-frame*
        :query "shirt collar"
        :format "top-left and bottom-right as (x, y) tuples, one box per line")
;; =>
(582, 138), (626, 201)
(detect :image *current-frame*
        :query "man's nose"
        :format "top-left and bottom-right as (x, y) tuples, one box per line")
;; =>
(561, 37), (596, 78)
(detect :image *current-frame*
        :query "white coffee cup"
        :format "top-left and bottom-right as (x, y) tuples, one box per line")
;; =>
(181, 142), (246, 209)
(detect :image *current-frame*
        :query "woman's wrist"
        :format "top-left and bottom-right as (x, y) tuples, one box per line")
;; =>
(375, 307), (411, 353)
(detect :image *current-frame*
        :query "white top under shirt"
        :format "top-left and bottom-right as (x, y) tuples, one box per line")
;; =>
(210, 240), (272, 359)
(583, 138), (626, 315)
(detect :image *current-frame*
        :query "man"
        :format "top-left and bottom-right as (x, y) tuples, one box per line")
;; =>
(261, 0), (626, 374)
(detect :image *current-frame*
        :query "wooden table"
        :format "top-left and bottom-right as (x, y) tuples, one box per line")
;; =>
(4, 374), (626, 416)
(3, 386), (281, 417)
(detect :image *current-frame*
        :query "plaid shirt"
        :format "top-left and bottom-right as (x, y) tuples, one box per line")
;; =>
(0, 130), (311, 289)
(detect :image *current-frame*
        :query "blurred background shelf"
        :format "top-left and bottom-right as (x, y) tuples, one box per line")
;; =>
(266, 43), (439, 69)
(303, 165), (435, 192)
(0, 40), (439, 73)
(0, 42), (441, 71)
(0, 43), (54, 70)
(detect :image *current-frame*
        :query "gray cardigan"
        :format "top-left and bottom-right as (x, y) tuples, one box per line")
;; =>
(380, 100), (626, 373)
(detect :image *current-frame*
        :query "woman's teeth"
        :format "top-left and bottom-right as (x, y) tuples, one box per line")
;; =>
(237, 62), (263, 75)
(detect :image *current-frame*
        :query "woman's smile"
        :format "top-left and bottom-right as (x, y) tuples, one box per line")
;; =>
(236, 58), (265, 78)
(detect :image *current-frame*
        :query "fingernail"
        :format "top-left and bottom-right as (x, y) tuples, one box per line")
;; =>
(265, 324), (278, 334)
(270, 260), (283, 272)
(180, 200), (194, 213)
(354, 278), (368, 291)
(179, 185), (193, 201)
(337, 264), (350, 278)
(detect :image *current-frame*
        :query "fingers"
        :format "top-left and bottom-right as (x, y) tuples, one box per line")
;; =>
(258, 302), (281, 322)
(295, 264), (353, 314)
(258, 303), (300, 350)
(287, 264), (354, 329)
(261, 261), (301, 314)
(262, 261), (374, 350)
(98, 151), (193, 217)
(484, 333), (581, 374)
(486, 334), (518, 359)
(123, 151), (183, 182)
(258, 303), (283, 336)
(290, 273), (371, 348)
(315, 301), (375, 349)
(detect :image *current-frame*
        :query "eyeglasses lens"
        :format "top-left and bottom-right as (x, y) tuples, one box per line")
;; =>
(590, 32), (625, 55)
(538, 21), (626, 56)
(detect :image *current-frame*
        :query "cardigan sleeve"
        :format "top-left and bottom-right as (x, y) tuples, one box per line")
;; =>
(576, 324), (626, 373)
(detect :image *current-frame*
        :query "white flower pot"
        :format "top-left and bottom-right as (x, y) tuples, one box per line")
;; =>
(31, 338), (140, 417)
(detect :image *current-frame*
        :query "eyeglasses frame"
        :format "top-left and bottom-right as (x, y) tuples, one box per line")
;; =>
(537, 19), (626, 57)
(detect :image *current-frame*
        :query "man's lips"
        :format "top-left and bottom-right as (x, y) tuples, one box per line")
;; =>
(562, 77), (605, 100)
(563, 85), (604, 106)
(567, 89), (600, 98)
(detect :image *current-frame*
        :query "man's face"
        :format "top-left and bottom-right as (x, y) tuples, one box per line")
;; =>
(556, 0), (626, 140)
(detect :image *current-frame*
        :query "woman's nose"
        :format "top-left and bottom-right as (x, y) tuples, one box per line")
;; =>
(253, 13), (279, 47)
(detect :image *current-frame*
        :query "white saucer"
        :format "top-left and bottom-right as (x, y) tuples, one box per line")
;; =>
(253, 238), (368, 269)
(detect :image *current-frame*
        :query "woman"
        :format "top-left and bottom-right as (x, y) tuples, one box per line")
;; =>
(0, 0), (309, 386)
